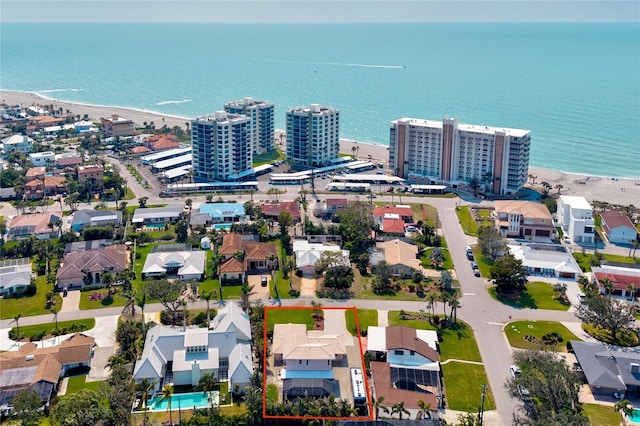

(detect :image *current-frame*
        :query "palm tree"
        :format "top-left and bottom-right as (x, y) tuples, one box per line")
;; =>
(449, 292), (461, 323)
(628, 284), (637, 309)
(615, 398), (633, 425)
(50, 306), (59, 332)
(200, 290), (214, 325)
(159, 385), (174, 425)
(426, 290), (439, 321)
(415, 399), (432, 420)
(122, 288), (137, 319)
(12, 313), (22, 340)
(136, 292), (147, 336)
(391, 401), (409, 419)
(136, 378), (157, 410)
(194, 372), (218, 394)
(240, 282), (254, 313)
(601, 276), (615, 298)
(373, 396), (389, 420)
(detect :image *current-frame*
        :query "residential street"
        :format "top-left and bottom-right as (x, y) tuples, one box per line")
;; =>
(0, 188), (594, 425)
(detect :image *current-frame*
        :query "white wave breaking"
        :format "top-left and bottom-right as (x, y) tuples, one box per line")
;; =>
(155, 99), (193, 106)
(35, 88), (84, 93)
(290, 61), (405, 69)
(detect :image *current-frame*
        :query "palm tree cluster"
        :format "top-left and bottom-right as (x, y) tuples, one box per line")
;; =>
(267, 393), (357, 419)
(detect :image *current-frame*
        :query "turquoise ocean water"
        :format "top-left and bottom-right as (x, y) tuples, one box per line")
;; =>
(1, 23), (638, 177)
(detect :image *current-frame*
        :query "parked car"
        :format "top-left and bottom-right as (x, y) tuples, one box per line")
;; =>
(471, 262), (478, 270)
(474, 269), (481, 277)
(577, 293), (587, 304)
(261, 276), (268, 287)
(510, 365), (531, 399)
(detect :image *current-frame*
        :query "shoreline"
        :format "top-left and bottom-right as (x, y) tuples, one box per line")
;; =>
(2, 89), (638, 205)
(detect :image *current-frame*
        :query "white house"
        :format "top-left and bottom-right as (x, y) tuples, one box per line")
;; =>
(1, 134), (33, 157)
(0, 258), (32, 296)
(508, 243), (582, 280)
(28, 151), (56, 167)
(292, 239), (350, 275)
(132, 207), (182, 226)
(600, 211), (638, 245)
(133, 302), (253, 394)
(141, 251), (206, 281)
(557, 196), (595, 244)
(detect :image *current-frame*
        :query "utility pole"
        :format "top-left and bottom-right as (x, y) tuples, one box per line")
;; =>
(479, 384), (488, 426)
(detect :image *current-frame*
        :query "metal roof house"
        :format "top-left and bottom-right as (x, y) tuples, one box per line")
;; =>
(0, 258), (32, 296)
(133, 302), (253, 395)
(132, 207), (182, 226)
(71, 209), (122, 232)
(141, 251), (206, 281)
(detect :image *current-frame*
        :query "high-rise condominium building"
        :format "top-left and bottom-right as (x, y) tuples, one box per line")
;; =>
(224, 97), (275, 155)
(191, 111), (251, 182)
(389, 117), (531, 195)
(286, 104), (339, 168)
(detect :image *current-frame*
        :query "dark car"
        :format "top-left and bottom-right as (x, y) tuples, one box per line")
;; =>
(474, 269), (481, 277)
(261, 276), (268, 287)
(471, 262), (479, 270)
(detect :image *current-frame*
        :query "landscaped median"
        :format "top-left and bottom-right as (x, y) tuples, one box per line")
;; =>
(9, 318), (96, 342)
(388, 310), (495, 412)
(504, 320), (580, 352)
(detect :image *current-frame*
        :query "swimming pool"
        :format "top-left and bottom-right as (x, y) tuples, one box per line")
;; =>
(628, 409), (640, 424)
(213, 224), (231, 230)
(147, 391), (217, 411)
(145, 223), (166, 229)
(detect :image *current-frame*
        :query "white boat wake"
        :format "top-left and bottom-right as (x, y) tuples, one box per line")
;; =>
(155, 99), (192, 106)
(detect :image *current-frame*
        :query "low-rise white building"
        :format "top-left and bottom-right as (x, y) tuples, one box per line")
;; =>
(292, 239), (350, 275)
(557, 196), (595, 244)
(508, 243), (582, 280)
(28, 151), (56, 167)
(141, 250), (206, 281)
(1, 134), (33, 157)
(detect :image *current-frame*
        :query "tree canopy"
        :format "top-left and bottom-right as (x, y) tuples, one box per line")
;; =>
(144, 279), (185, 324)
(490, 254), (528, 295)
(51, 389), (109, 426)
(575, 294), (636, 342)
(477, 225), (506, 261)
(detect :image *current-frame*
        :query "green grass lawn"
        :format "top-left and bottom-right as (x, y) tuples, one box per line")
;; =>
(582, 403), (621, 426)
(422, 247), (454, 270)
(0, 275), (62, 319)
(270, 239), (299, 299)
(65, 375), (104, 394)
(388, 311), (481, 362)
(79, 289), (128, 310)
(13, 318), (96, 341)
(574, 252), (640, 272)
(442, 362), (496, 412)
(472, 247), (493, 278)
(488, 282), (571, 311)
(266, 308), (316, 331)
(345, 309), (378, 336)
(252, 150), (285, 166)
(456, 206), (478, 236)
(410, 203), (438, 228)
(504, 320), (580, 352)
(266, 383), (278, 405)
(122, 186), (136, 200)
(582, 323), (639, 347)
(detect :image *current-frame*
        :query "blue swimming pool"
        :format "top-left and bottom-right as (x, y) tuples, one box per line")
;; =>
(214, 224), (231, 230)
(629, 409), (640, 424)
(147, 392), (215, 411)
(146, 223), (166, 229)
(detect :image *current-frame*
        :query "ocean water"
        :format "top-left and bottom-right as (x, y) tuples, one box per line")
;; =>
(1, 23), (638, 178)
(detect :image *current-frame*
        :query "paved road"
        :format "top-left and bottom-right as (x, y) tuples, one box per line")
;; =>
(0, 173), (594, 425)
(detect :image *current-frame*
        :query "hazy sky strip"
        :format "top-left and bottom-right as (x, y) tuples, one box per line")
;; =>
(2, 0), (639, 23)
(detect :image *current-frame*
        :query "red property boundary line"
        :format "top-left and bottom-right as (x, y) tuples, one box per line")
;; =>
(263, 305), (374, 421)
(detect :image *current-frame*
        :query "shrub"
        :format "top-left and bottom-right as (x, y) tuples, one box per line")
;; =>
(80, 284), (107, 292)
(192, 312), (208, 325)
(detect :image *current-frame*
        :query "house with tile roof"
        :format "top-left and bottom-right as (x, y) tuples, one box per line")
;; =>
(592, 265), (640, 303)
(370, 239), (422, 278)
(7, 212), (61, 241)
(218, 234), (278, 283)
(366, 325), (441, 412)
(272, 323), (347, 401)
(100, 114), (134, 137)
(145, 134), (180, 151)
(494, 200), (555, 240)
(56, 244), (127, 290)
(133, 302), (253, 395)
(600, 211), (638, 245)
(260, 201), (301, 222)
(55, 153), (83, 169)
(373, 205), (414, 234)
(141, 251), (206, 281)
(77, 164), (104, 183)
(0, 333), (95, 410)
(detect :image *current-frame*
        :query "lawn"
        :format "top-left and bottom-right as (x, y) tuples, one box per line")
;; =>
(266, 383), (278, 405)
(488, 282), (571, 311)
(352, 269), (431, 301)
(582, 403), (621, 426)
(442, 362), (496, 412)
(456, 206), (478, 236)
(252, 150), (285, 166)
(79, 289), (128, 310)
(410, 203), (438, 228)
(13, 318), (96, 341)
(471, 247), (493, 278)
(574, 252), (640, 272)
(388, 311), (482, 362)
(122, 186), (136, 200)
(0, 275), (62, 319)
(65, 375), (104, 394)
(270, 239), (300, 299)
(422, 247), (454, 270)
(582, 323), (639, 347)
(504, 320), (580, 352)
(266, 308), (316, 331)
(345, 309), (378, 336)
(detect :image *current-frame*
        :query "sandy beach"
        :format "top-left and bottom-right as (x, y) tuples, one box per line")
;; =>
(2, 89), (638, 206)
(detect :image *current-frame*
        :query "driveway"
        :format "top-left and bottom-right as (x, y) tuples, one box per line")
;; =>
(247, 273), (270, 299)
